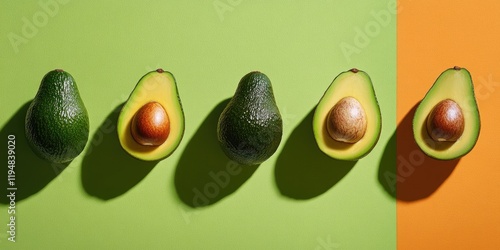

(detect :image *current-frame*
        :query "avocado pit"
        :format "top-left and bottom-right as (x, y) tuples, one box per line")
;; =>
(327, 96), (367, 143)
(131, 101), (170, 146)
(426, 99), (464, 142)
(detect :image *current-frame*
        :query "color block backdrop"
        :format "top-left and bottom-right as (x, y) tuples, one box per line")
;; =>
(397, 0), (500, 249)
(0, 1), (396, 249)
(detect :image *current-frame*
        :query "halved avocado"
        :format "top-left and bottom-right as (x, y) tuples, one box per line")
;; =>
(117, 69), (184, 161)
(413, 66), (480, 160)
(313, 69), (382, 161)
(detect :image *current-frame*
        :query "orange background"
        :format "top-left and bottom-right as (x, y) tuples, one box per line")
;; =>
(397, 0), (500, 249)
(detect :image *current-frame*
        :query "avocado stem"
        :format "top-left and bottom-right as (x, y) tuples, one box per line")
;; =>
(350, 68), (359, 73)
(156, 68), (164, 73)
(453, 66), (461, 70)
(55, 69), (64, 72)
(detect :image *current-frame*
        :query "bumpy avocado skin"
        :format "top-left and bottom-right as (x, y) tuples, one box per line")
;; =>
(25, 70), (89, 163)
(217, 72), (283, 165)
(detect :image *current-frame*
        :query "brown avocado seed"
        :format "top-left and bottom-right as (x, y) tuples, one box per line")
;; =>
(131, 102), (170, 146)
(327, 96), (367, 143)
(426, 99), (464, 142)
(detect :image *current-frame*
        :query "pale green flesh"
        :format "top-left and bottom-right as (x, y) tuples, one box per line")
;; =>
(313, 70), (382, 161)
(413, 68), (480, 160)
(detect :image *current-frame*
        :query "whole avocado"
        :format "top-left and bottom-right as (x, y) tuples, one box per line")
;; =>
(25, 69), (89, 163)
(217, 71), (283, 165)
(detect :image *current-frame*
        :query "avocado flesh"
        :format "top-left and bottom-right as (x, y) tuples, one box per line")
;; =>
(117, 69), (184, 161)
(25, 69), (89, 163)
(313, 69), (381, 161)
(413, 67), (480, 160)
(217, 71), (283, 165)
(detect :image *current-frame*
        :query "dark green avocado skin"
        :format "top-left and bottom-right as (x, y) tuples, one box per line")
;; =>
(25, 70), (89, 163)
(217, 71), (283, 165)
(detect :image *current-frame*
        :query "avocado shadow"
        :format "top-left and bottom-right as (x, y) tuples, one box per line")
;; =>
(175, 99), (259, 208)
(0, 101), (70, 204)
(378, 103), (459, 201)
(275, 108), (356, 200)
(81, 104), (157, 200)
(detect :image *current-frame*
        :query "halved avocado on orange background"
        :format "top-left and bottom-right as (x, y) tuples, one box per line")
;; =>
(412, 66), (480, 160)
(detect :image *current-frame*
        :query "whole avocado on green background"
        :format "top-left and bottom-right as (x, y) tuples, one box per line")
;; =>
(25, 69), (89, 164)
(217, 71), (283, 165)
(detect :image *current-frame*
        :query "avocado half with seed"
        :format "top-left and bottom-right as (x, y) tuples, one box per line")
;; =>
(313, 69), (382, 161)
(117, 69), (184, 161)
(412, 66), (480, 160)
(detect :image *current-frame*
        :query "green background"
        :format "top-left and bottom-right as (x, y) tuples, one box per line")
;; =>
(0, 1), (396, 249)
